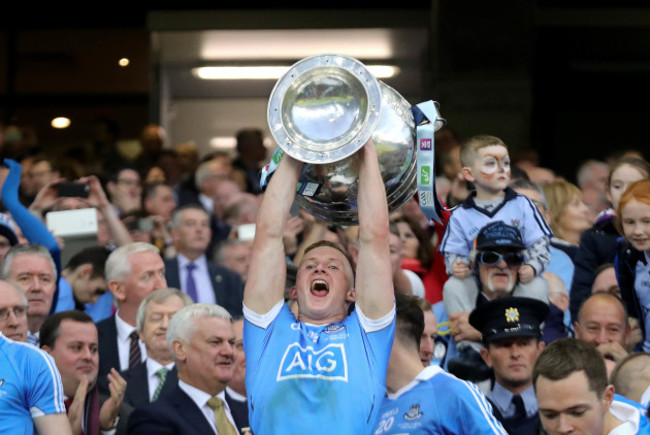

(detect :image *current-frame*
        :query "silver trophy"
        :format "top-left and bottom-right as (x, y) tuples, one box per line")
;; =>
(266, 54), (445, 225)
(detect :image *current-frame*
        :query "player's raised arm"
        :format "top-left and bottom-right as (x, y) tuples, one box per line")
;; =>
(244, 154), (303, 313)
(355, 140), (395, 319)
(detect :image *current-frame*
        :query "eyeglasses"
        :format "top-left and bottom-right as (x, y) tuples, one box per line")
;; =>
(477, 251), (525, 267)
(0, 305), (27, 321)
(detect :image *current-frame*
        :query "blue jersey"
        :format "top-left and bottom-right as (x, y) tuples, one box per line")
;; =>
(440, 188), (552, 273)
(0, 333), (66, 434)
(373, 366), (507, 434)
(611, 395), (650, 434)
(244, 301), (395, 435)
(634, 253), (650, 352)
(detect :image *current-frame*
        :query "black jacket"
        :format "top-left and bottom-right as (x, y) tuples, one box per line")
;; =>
(569, 216), (620, 322)
(615, 239), (647, 347)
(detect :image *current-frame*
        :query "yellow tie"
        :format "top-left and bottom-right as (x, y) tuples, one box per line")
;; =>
(207, 396), (238, 435)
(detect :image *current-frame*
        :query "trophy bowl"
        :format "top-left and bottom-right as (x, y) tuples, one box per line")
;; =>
(267, 54), (431, 225)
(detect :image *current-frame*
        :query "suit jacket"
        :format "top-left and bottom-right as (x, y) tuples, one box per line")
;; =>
(164, 257), (244, 317)
(172, 194), (232, 255)
(96, 314), (120, 380)
(486, 393), (542, 435)
(225, 389), (250, 433)
(128, 385), (221, 435)
(98, 362), (178, 410)
(65, 386), (132, 435)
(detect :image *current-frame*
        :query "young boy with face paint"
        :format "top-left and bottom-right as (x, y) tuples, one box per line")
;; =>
(439, 135), (553, 324)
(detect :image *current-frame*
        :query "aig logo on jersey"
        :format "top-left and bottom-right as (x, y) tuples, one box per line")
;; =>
(277, 343), (348, 382)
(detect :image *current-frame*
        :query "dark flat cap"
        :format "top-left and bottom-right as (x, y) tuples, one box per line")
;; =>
(469, 296), (549, 344)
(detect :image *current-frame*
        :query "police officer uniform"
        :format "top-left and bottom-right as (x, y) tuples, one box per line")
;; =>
(469, 297), (550, 435)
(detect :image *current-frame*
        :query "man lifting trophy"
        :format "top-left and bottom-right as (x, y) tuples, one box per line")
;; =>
(242, 54), (447, 434)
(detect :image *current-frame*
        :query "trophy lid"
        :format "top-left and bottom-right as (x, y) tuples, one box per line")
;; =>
(267, 54), (382, 164)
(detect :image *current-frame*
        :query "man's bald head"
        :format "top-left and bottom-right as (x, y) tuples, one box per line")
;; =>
(591, 264), (620, 298)
(574, 293), (628, 347)
(610, 352), (650, 404)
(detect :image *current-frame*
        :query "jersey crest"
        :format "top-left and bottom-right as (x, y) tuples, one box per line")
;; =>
(324, 323), (346, 334)
(403, 404), (423, 421)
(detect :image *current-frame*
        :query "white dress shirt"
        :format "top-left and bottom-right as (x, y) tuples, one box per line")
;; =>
(177, 254), (217, 304)
(146, 359), (175, 401)
(115, 312), (146, 371)
(178, 380), (237, 434)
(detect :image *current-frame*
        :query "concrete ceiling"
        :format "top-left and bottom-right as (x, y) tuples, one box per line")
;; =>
(148, 8), (432, 154)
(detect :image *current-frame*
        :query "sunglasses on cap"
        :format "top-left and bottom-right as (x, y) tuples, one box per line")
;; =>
(477, 251), (525, 267)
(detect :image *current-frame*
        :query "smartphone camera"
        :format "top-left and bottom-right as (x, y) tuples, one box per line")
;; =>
(57, 182), (90, 198)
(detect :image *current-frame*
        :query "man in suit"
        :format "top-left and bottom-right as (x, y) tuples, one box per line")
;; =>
(102, 288), (193, 409)
(96, 242), (168, 379)
(128, 303), (239, 434)
(40, 310), (129, 435)
(164, 205), (243, 317)
(470, 296), (549, 435)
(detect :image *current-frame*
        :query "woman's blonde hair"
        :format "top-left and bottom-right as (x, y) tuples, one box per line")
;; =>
(543, 180), (583, 240)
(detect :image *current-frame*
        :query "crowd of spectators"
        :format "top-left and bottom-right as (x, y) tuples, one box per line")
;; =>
(0, 120), (649, 434)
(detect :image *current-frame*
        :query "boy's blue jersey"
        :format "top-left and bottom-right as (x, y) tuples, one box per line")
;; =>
(244, 302), (395, 435)
(373, 366), (507, 434)
(440, 188), (552, 258)
(0, 333), (66, 434)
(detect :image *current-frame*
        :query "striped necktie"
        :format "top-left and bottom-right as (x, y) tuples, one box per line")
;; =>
(152, 367), (169, 401)
(128, 330), (142, 369)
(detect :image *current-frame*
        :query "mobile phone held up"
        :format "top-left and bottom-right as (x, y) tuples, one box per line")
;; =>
(57, 182), (90, 198)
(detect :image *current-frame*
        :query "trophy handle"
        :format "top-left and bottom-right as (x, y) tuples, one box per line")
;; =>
(412, 101), (449, 225)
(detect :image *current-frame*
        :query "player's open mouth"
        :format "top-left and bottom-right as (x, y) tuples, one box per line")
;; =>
(311, 279), (329, 297)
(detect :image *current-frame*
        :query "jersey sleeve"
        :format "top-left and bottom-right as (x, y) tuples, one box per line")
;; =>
(449, 378), (507, 434)
(525, 236), (551, 275)
(520, 196), (553, 244)
(243, 301), (290, 373)
(27, 349), (66, 417)
(352, 306), (396, 386)
(439, 210), (472, 258)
